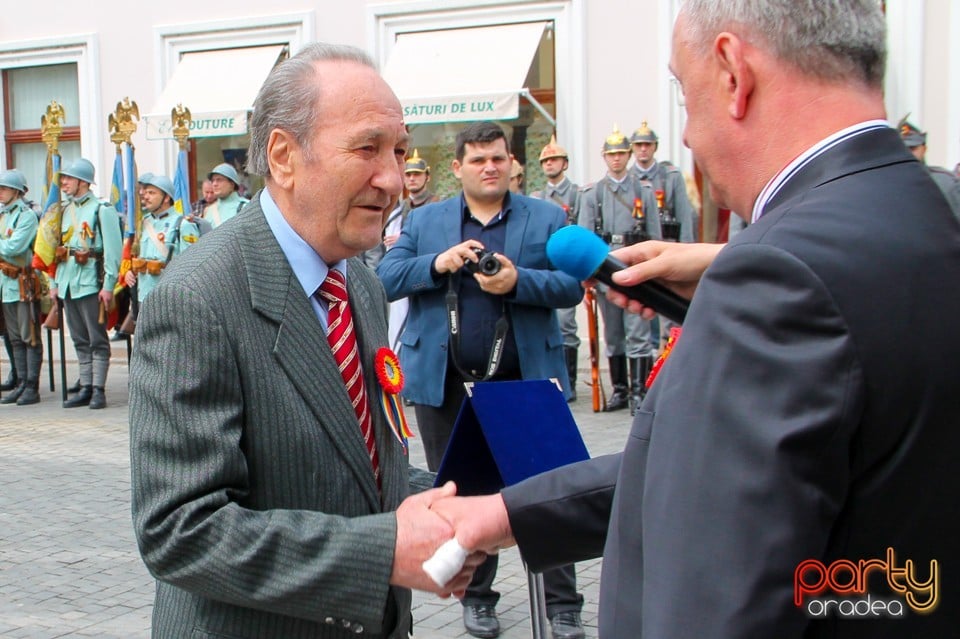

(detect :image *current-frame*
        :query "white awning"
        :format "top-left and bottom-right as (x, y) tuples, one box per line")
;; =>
(383, 22), (551, 126)
(144, 45), (284, 140)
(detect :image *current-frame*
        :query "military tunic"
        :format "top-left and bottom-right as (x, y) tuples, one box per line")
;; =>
(55, 191), (123, 390)
(927, 165), (960, 217)
(577, 175), (660, 358)
(54, 191), (122, 299)
(202, 191), (248, 229)
(532, 177), (582, 349)
(631, 160), (698, 241)
(532, 177), (580, 226)
(134, 207), (201, 302)
(0, 198), (37, 303)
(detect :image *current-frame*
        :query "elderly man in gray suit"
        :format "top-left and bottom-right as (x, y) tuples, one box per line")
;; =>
(130, 44), (482, 639)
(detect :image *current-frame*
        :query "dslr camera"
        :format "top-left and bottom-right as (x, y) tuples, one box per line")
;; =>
(464, 246), (502, 276)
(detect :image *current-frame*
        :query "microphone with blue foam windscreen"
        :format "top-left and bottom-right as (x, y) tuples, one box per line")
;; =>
(546, 225), (690, 324)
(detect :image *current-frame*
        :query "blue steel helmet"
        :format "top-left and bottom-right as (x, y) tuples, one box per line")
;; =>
(141, 174), (176, 201)
(61, 158), (96, 184)
(137, 172), (155, 186)
(0, 169), (28, 194)
(208, 162), (240, 187)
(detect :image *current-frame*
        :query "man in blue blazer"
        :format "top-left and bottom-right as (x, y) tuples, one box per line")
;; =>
(377, 121), (583, 639)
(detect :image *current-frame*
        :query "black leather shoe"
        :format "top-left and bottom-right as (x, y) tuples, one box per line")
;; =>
(549, 611), (585, 639)
(67, 379), (82, 394)
(110, 330), (129, 342)
(64, 386), (92, 408)
(1, 384), (25, 404)
(16, 386), (40, 406)
(89, 386), (107, 410)
(463, 604), (500, 639)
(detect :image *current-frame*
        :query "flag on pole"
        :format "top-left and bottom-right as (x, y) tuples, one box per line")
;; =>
(110, 150), (125, 215)
(32, 153), (62, 274)
(173, 148), (191, 214)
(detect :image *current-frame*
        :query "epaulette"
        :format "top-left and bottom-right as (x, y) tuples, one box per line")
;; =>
(660, 160), (680, 173)
(579, 182), (596, 193)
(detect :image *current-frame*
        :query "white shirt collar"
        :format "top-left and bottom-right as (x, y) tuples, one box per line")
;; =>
(750, 120), (891, 223)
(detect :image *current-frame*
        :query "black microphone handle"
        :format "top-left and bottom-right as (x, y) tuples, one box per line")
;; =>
(594, 255), (690, 324)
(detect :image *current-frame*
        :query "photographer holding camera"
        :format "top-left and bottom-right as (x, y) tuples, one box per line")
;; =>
(377, 121), (584, 639)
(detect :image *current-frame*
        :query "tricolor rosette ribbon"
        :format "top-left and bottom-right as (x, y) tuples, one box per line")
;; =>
(375, 347), (414, 450)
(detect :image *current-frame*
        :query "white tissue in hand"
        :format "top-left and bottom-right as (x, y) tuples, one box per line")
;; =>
(423, 539), (468, 587)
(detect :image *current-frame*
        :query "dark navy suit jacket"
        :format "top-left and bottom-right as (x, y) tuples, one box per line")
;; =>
(504, 127), (960, 638)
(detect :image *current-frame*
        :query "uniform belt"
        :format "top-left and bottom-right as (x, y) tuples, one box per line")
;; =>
(68, 248), (102, 258)
(601, 233), (640, 247)
(131, 259), (166, 274)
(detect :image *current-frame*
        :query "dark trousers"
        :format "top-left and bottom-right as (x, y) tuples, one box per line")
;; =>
(64, 293), (110, 387)
(414, 367), (583, 615)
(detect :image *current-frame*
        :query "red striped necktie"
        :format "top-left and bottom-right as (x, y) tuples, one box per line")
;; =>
(317, 269), (381, 488)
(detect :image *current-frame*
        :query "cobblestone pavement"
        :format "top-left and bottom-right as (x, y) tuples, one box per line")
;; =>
(1, 327), (631, 638)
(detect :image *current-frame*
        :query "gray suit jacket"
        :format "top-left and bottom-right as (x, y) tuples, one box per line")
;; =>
(130, 196), (413, 638)
(504, 127), (960, 638)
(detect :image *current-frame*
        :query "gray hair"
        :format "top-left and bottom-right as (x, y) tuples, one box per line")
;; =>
(247, 42), (376, 177)
(681, 0), (886, 88)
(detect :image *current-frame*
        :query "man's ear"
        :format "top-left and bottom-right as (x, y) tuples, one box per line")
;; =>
(714, 32), (755, 120)
(267, 129), (297, 189)
(451, 159), (462, 180)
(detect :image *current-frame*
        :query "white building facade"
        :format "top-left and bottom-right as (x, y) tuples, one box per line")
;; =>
(1, 0), (957, 239)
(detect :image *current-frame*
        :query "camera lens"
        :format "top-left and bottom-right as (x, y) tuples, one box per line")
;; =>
(478, 254), (501, 276)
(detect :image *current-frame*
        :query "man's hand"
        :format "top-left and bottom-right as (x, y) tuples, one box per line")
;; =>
(49, 287), (59, 301)
(430, 493), (515, 556)
(434, 240), (485, 275)
(382, 233), (400, 250)
(392, 482), (486, 597)
(605, 241), (724, 317)
(98, 289), (114, 308)
(474, 254), (517, 295)
(124, 271), (137, 287)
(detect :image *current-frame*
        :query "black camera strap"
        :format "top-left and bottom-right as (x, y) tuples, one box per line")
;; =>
(445, 273), (509, 382)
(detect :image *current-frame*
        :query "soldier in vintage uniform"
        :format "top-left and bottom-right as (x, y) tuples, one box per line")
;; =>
(630, 121), (700, 344)
(123, 175), (199, 305)
(898, 116), (960, 216)
(629, 121), (699, 241)
(577, 126), (660, 413)
(202, 163), (249, 228)
(0, 170), (42, 405)
(49, 158), (122, 410)
(362, 149), (439, 269)
(399, 149), (440, 221)
(531, 135), (582, 400)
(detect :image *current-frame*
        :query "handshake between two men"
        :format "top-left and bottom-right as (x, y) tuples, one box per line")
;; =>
(392, 482), (512, 597)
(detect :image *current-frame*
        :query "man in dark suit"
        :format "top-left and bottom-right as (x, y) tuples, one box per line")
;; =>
(377, 121), (584, 639)
(431, 1), (960, 638)
(129, 43), (481, 639)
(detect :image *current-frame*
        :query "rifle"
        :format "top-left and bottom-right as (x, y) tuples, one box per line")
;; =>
(585, 286), (606, 412)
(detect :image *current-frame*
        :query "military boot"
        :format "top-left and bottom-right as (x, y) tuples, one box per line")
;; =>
(1, 383), (25, 404)
(563, 346), (579, 402)
(604, 355), (629, 411)
(1, 333), (17, 391)
(89, 386), (107, 410)
(64, 386), (92, 408)
(0, 368), (16, 392)
(16, 348), (42, 405)
(628, 356), (653, 415)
